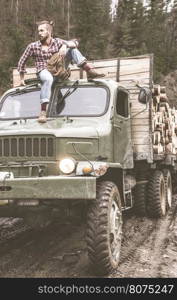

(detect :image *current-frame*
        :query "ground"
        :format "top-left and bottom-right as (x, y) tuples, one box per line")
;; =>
(0, 197), (176, 278)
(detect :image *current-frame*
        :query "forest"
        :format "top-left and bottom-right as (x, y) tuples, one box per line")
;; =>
(0, 0), (177, 93)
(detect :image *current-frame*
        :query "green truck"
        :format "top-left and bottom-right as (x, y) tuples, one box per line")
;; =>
(0, 55), (176, 275)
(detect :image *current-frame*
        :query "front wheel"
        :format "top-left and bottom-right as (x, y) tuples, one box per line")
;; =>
(86, 181), (122, 275)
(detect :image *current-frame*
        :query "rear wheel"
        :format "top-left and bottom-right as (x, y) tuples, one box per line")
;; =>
(134, 182), (147, 216)
(86, 181), (122, 275)
(147, 170), (166, 217)
(163, 169), (172, 210)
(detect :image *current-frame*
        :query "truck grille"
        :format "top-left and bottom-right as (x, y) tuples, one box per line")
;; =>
(0, 136), (55, 158)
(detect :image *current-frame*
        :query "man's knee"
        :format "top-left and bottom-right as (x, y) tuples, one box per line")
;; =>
(39, 69), (54, 85)
(70, 48), (79, 54)
(66, 47), (79, 59)
(44, 76), (53, 86)
(65, 47), (86, 67)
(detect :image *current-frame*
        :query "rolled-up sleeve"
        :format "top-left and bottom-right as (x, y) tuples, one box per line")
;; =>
(56, 38), (79, 48)
(17, 44), (33, 73)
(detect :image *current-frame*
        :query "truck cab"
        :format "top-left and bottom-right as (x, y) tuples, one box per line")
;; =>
(0, 78), (132, 275)
(0, 78), (133, 176)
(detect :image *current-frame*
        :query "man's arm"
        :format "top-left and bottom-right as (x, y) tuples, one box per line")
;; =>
(57, 38), (79, 49)
(58, 44), (67, 58)
(66, 39), (79, 48)
(18, 44), (33, 85)
(56, 38), (79, 57)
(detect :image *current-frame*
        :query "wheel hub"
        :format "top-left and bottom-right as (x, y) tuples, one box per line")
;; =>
(167, 179), (172, 208)
(160, 181), (166, 215)
(109, 197), (122, 261)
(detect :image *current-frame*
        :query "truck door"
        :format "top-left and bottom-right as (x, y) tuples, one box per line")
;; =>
(113, 88), (133, 168)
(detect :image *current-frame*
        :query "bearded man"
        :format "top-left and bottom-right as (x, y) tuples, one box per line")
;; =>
(18, 20), (105, 123)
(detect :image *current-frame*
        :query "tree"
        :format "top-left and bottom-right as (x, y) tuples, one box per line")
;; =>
(70, 0), (112, 59)
(165, 0), (177, 72)
(111, 0), (147, 57)
(144, 0), (176, 80)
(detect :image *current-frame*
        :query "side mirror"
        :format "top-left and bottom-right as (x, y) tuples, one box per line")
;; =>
(138, 87), (151, 104)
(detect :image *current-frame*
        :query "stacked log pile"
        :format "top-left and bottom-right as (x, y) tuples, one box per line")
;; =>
(152, 85), (177, 155)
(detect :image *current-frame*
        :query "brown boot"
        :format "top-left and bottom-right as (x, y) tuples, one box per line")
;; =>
(81, 62), (105, 79)
(86, 69), (105, 80)
(38, 111), (47, 123)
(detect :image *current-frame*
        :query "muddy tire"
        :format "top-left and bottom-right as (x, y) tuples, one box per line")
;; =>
(134, 182), (147, 216)
(147, 170), (166, 217)
(163, 169), (172, 210)
(86, 181), (122, 275)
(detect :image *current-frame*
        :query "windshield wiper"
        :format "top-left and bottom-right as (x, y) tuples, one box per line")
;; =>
(57, 80), (79, 103)
(15, 83), (41, 93)
(56, 80), (79, 114)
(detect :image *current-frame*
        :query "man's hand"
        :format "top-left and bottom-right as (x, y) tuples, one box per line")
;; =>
(19, 72), (26, 86)
(58, 44), (67, 58)
(20, 79), (26, 86)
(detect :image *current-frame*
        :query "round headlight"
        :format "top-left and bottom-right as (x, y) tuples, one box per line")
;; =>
(59, 158), (76, 174)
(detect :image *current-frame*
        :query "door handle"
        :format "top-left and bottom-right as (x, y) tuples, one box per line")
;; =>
(114, 124), (121, 130)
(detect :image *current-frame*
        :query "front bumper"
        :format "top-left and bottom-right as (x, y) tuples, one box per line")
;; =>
(0, 176), (96, 200)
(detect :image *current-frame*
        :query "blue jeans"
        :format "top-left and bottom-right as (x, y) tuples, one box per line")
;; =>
(38, 48), (86, 104)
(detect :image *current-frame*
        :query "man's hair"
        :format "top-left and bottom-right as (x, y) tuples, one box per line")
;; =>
(36, 20), (54, 35)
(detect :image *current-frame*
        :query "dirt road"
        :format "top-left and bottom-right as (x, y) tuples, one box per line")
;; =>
(0, 197), (176, 278)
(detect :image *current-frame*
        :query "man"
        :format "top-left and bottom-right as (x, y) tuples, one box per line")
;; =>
(18, 20), (105, 123)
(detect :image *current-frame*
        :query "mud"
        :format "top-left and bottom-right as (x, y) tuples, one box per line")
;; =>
(0, 197), (176, 278)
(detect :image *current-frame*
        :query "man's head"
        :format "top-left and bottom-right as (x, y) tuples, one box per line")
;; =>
(37, 20), (54, 42)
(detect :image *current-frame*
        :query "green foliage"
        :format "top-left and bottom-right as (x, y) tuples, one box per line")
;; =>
(112, 0), (148, 57)
(111, 0), (177, 82)
(70, 0), (111, 59)
(0, 62), (12, 92)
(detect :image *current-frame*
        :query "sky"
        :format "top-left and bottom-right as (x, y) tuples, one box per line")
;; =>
(110, 0), (175, 16)
(110, 0), (118, 17)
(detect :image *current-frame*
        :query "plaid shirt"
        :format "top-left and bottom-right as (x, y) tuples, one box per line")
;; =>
(18, 38), (70, 73)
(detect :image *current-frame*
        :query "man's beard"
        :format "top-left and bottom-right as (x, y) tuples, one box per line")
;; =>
(39, 35), (48, 43)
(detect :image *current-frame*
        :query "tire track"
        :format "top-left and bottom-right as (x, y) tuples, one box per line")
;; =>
(110, 199), (177, 278)
(0, 218), (30, 243)
(0, 219), (88, 278)
(0, 199), (176, 278)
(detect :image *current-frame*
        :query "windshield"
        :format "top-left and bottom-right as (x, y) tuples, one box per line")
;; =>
(0, 89), (41, 119)
(52, 86), (108, 116)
